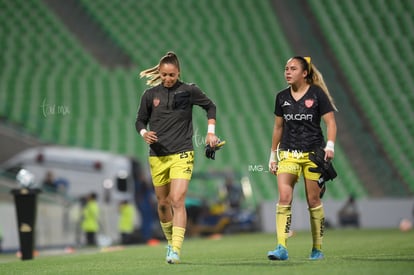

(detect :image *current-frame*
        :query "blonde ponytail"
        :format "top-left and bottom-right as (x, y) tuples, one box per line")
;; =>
(309, 64), (338, 111)
(139, 65), (161, 86)
(295, 56), (338, 111)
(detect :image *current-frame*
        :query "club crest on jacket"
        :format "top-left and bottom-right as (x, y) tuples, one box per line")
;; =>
(305, 99), (314, 108)
(153, 97), (160, 107)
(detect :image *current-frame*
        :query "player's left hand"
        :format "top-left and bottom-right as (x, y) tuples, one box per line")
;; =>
(205, 138), (226, 160)
(324, 149), (334, 161)
(206, 133), (219, 147)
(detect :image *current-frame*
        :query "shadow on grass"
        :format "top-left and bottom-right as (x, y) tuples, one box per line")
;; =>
(344, 256), (414, 262)
(182, 260), (308, 267)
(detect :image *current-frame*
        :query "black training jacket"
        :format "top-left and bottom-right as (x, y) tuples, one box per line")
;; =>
(135, 81), (216, 156)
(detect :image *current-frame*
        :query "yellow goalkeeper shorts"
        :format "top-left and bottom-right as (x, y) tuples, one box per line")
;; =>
(149, 151), (194, 186)
(276, 150), (320, 181)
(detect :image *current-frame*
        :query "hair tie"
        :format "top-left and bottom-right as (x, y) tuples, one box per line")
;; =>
(303, 56), (312, 73)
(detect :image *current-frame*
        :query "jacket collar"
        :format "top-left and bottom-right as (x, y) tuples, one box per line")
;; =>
(161, 80), (182, 91)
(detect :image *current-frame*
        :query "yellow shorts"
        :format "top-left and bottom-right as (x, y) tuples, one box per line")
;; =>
(149, 151), (194, 187)
(276, 150), (320, 181)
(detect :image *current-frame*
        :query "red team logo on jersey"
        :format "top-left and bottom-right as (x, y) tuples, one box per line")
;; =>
(305, 99), (314, 108)
(153, 97), (160, 107)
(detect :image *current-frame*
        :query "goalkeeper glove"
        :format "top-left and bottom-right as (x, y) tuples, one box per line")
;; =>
(205, 140), (226, 160)
(309, 147), (337, 198)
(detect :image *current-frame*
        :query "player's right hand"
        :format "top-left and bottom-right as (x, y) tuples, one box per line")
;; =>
(269, 149), (278, 175)
(269, 161), (278, 175)
(143, 131), (158, 144)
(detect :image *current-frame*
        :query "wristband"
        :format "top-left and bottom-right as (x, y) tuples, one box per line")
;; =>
(269, 150), (276, 163)
(140, 129), (147, 137)
(207, 124), (215, 134)
(325, 140), (335, 152)
(269, 149), (277, 170)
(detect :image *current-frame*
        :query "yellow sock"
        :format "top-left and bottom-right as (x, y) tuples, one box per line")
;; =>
(160, 221), (173, 245)
(172, 226), (186, 255)
(276, 204), (292, 248)
(309, 204), (325, 250)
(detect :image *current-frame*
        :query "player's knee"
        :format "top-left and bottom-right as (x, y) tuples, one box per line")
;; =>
(158, 200), (171, 213)
(307, 197), (321, 208)
(170, 196), (185, 210)
(278, 194), (293, 205)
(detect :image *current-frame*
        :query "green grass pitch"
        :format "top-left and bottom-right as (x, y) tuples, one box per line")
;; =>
(1, 229), (413, 274)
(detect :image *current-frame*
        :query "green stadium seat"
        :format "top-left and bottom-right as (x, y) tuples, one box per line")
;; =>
(309, 0), (414, 193)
